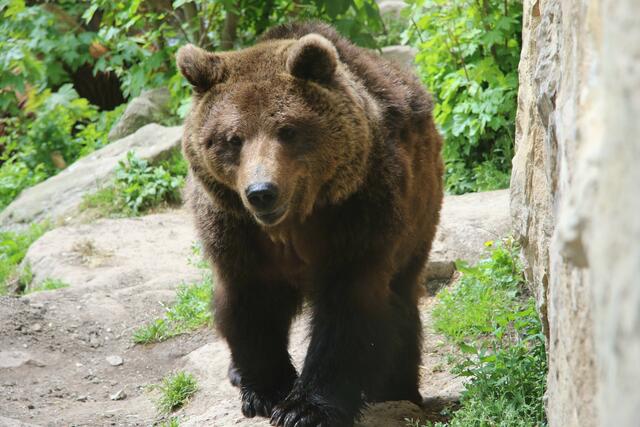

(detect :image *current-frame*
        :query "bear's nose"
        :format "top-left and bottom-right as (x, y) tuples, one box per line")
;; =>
(245, 182), (279, 212)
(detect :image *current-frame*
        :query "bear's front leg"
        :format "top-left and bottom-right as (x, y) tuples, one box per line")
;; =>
(271, 272), (397, 427)
(215, 277), (302, 418)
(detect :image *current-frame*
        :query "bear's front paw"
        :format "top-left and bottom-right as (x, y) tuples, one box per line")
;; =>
(241, 385), (288, 418)
(270, 391), (352, 427)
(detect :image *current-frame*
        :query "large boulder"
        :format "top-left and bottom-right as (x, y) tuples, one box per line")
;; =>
(381, 45), (418, 69)
(512, 1), (640, 426)
(108, 88), (172, 141)
(377, 0), (408, 19)
(0, 124), (183, 229)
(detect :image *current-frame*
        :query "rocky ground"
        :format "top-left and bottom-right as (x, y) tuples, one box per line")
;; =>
(0, 190), (508, 427)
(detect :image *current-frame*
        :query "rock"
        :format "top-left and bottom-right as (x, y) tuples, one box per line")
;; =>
(31, 323), (42, 332)
(0, 351), (33, 369)
(380, 45), (417, 69)
(0, 416), (41, 427)
(21, 210), (200, 297)
(76, 395), (88, 402)
(108, 88), (172, 141)
(105, 355), (123, 366)
(0, 124), (183, 229)
(377, 0), (407, 18)
(512, 1), (640, 426)
(109, 389), (126, 401)
(425, 189), (510, 280)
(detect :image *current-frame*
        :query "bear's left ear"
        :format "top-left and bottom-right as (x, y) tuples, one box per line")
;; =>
(286, 34), (338, 84)
(176, 44), (226, 92)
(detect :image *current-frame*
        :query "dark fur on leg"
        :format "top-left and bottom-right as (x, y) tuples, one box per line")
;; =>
(366, 252), (426, 404)
(215, 279), (302, 418)
(271, 271), (400, 427)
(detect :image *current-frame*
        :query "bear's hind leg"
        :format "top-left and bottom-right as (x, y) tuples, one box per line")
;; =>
(366, 252), (426, 405)
(367, 294), (422, 404)
(215, 279), (302, 419)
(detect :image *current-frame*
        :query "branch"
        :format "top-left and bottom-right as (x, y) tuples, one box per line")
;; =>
(220, 2), (239, 50)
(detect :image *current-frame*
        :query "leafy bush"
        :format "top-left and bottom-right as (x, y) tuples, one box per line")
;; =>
(408, 0), (522, 194)
(424, 239), (547, 427)
(115, 151), (185, 215)
(433, 241), (522, 341)
(0, 85), (124, 210)
(81, 150), (187, 217)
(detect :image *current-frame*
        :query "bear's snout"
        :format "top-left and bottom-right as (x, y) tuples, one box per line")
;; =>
(244, 182), (287, 225)
(245, 182), (279, 212)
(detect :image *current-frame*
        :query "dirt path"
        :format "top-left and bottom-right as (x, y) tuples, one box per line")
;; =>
(0, 210), (463, 426)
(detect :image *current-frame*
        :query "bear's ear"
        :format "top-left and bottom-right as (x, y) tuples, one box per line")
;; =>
(176, 44), (226, 92)
(286, 34), (338, 84)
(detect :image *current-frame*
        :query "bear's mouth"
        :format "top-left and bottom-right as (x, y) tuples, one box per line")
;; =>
(254, 204), (288, 226)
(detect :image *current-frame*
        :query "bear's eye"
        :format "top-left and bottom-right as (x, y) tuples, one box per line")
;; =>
(278, 126), (297, 143)
(227, 135), (243, 147)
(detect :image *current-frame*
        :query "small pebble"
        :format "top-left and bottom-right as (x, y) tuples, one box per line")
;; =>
(76, 395), (88, 402)
(110, 389), (127, 401)
(31, 323), (42, 332)
(106, 355), (123, 366)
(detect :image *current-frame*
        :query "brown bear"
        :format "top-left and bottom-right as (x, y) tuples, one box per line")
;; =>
(176, 21), (443, 427)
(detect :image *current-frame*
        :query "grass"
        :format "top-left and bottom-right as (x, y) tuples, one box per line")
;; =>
(133, 273), (213, 344)
(410, 238), (547, 427)
(158, 418), (180, 427)
(155, 371), (198, 414)
(0, 222), (49, 294)
(80, 185), (126, 218)
(432, 240), (523, 342)
(25, 278), (70, 294)
(133, 242), (212, 344)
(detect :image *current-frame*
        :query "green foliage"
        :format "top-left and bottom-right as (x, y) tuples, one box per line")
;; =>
(155, 371), (198, 414)
(26, 278), (70, 294)
(159, 418), (180, 427)
(115, 151), (185, 215)
(425, 239), (547, 427)
(133, 273), (213, 344)
(81, 150), (187, 218)
(1, 0), (385, 119)
(432, 240), (522, 341)
(0, 86), (124, 210)
(408, 0), (522, 194)
(133, 318), (172, 344)
(0, 222), (49, 293)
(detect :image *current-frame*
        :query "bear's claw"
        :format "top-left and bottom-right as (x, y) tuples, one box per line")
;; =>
(270, 393), (350, 427)
(241, 386), (286, 418)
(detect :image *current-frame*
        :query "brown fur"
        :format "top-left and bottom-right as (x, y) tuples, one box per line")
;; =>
(178, 21), (443, 427)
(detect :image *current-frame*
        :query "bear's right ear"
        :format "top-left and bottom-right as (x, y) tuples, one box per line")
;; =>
(176, 44), (226, 92)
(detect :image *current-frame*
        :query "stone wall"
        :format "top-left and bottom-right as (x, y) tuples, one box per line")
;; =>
(512, 0), (640, 426)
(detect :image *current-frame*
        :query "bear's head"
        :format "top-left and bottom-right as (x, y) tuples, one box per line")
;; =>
(177, 34), (376, 227)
